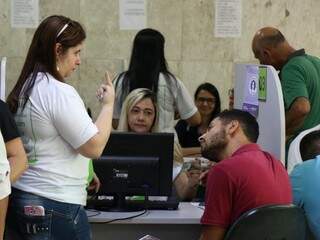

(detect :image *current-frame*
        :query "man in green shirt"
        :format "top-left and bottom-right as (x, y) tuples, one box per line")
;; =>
(251, 27), (320, 150)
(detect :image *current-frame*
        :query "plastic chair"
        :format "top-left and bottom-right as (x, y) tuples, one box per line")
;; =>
(224, 204), (307, 240)
(287, 124), (320, 174)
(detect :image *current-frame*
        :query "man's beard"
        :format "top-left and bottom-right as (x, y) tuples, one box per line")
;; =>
(201, 129), (228, 162)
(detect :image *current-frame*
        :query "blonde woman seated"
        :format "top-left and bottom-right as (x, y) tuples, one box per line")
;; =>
(117, 88), (200, 200)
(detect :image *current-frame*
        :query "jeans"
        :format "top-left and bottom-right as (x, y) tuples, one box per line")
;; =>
(6, 188), (91, 240)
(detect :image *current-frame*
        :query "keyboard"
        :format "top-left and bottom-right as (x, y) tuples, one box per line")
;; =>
(86, 198), (180, 211)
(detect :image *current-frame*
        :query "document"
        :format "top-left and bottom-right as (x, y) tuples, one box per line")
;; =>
(119, 0), (146, 30)
(138, 235), (160, 240)
(0, 57), (6, 101)
(242, 65), (259, 117)
(11, 0), (39, 28)
(214, 0), (242, 37)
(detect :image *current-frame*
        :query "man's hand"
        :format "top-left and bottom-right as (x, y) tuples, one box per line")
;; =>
(186, 169), (201, 188)
(199, 169), (210, 187)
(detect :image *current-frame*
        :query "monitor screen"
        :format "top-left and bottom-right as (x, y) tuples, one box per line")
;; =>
(92, 132), (174, 211)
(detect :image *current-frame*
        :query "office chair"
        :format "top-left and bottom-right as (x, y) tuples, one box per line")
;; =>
(287, 124), (320, 173)
(224, 204), (307, 240)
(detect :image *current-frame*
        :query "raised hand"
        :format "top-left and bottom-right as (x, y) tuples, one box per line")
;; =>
(96, 71), (115, 105)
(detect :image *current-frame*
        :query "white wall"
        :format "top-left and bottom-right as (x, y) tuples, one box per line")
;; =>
(1, 0), (320, 118)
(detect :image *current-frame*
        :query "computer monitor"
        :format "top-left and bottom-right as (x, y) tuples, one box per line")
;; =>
(92, 132), (174, 211)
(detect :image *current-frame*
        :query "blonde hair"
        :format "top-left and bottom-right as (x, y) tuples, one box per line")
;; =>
(117, 88), (183, 165)
(173, 140), (184, 164)
(117, 88), (159, 132)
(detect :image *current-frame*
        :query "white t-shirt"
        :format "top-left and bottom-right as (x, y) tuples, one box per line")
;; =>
(113, 73), (197, 133)
(0, 132), (10, 199)
(13, 73), (98, 205)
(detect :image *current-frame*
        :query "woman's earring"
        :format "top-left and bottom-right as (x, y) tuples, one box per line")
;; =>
(57, 65), (60, 72)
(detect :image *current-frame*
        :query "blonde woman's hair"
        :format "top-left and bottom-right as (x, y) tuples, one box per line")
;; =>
(117, 88), (183, 165)
(117, 88), (159, 132)
(173, 141), (184, 164)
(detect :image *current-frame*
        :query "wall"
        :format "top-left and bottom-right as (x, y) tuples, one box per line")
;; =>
(1, 0), (320, 118)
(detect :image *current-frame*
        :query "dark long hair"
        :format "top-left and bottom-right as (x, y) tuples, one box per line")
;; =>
(194, 82), (221, 122)
(7, 15), (86, 113)
(116, 28), (176, 104)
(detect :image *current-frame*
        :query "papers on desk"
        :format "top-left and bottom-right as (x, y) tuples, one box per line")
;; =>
(182, 157), (211, 171)
(138, 235), (160, 240)
(190, 202), (205, 210)
(172, 163), (182, 181)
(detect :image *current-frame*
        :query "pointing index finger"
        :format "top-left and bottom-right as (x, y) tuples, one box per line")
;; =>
(105, 71), (111, 85)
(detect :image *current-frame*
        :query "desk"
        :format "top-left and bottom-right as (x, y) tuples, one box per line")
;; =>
(88, 202), (203, 240)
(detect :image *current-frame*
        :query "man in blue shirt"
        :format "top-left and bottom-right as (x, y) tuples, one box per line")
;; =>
(290, 130), (320, 239)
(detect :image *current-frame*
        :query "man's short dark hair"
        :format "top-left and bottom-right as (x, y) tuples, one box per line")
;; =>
(217, 109), (259, 143)
(300, 130), (320, 161)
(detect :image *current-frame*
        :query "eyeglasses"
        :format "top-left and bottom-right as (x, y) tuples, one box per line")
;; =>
(196, 97), (216, 105)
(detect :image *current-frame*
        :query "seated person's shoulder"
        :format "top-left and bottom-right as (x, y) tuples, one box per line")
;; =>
(175, 119), (188, 128)
(0, 100), (10, 114)
(0, 100), (6, 108)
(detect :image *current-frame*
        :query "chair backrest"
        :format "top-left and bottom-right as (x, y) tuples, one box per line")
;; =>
(224, 204), (307, 240)
(287, 124), (320, 174)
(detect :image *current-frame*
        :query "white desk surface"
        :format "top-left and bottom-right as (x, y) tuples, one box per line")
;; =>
(87, 202), (203, 224)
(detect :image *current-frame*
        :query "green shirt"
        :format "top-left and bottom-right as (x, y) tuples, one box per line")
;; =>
(280, 50), (320, 138)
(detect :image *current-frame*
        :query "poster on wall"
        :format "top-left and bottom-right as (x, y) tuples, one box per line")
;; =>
(214, 0), (242, 38)
(11, 0), (39, 28)
(119, 0), (146, 30)
(242, 65), (259, 117)
(0, 57), (6, 101)
(258, 66), (267, 101)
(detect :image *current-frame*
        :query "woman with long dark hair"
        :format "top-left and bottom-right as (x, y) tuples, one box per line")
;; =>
(6, 15), (114, 239)
(113, 28), (201, 133)
(175, 82), (221, 156)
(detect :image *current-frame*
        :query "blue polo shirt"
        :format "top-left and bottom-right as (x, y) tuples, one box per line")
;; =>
(290, 155), (320, 239)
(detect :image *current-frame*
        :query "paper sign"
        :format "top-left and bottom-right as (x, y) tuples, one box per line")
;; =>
(0, 57), (6, 101)
(214, 0), (242, 37)
(11, 0), (39, 28)
(242, 65), (259, 117)
(119, 0), (146, 30)
(258, 67), (267, 101)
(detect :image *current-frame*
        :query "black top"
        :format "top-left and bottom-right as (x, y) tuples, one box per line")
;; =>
(175, 120), (200, 147)
(0, 100), (19, 142)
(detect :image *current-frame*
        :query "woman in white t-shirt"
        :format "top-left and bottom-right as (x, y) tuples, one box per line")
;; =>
(113, 28), (201, 133)
(6, 15), (114, 240)
(118, 88), (200, 200)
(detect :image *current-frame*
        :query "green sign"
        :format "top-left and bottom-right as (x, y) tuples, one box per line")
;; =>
(258, 67), (267, 101)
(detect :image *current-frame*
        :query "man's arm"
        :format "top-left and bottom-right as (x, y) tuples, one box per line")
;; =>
(285, 97), (310, 138)
(6, 138), (28, 183)
(182, 147), (201, 157)
(199, 225), (226, 240)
